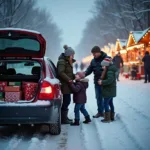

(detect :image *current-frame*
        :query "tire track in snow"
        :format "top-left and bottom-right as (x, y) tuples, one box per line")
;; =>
(116, 99), (150, 149)
(87, 105), (142, 150)
(86, 105), (105, 150)
(5, 127), (25, 150)
(25, 125), (47, 150)
(5, 134), (22, 150)
(115, 114), (143, 150)
(40, 125), (69, 150)
(119, 97), (150, 121)
(81, 122), (102, 150)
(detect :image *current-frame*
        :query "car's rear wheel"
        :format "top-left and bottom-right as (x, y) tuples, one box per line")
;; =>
(48, 112), (61, 135)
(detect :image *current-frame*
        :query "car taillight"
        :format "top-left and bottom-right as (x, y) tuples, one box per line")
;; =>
(39, 81), (54, 100)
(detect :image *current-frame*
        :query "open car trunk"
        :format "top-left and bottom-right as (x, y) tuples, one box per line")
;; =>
(0, 60), (42, 103)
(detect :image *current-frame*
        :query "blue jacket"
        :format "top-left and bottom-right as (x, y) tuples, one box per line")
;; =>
(85, 51), (107, 84)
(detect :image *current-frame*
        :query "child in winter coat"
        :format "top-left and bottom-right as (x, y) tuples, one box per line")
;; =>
(70, 75), (91, 126)
(98, 57), (117, 123)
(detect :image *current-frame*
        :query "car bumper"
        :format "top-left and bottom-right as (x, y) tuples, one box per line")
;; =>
(0, 100), (61, 125)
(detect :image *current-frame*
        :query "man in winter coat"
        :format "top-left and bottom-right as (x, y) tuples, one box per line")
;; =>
(113, 52), (124, 81)
(57, 45), (76, 124)
(142, 51), (150, 83)
(79, 46), (107, 118)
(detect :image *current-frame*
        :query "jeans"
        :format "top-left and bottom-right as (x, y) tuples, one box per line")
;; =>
(116, 68), (120, 81)
(95, 84), (104, 114)
(104, 97), (114, 112)
(144, 68), (150, 82)
(61, 94), (71, 111)
(74, 104), (89, 120)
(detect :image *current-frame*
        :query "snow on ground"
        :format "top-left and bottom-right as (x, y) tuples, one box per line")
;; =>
(0, 74), (150, 150)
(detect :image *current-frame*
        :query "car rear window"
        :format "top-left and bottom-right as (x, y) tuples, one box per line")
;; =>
(0, 38), (40, 51)
(0, 61), (41, 75)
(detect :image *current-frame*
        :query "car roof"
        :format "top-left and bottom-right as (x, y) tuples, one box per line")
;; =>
(0, 28), (40, 34)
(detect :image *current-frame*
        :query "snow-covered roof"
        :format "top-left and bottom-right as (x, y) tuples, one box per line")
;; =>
(0, 28), (40, 34)
(118, 39), (127, 47)
(131, 31), (144, 42)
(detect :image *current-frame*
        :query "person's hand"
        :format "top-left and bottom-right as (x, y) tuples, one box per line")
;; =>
(75, 74), (80, 80)
(98, 80), (102, 85)
(77, 72), (85, 78)
(68, 80), (73, 84)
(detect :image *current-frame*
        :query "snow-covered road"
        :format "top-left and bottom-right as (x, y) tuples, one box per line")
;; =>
(0, 75), (150, 150)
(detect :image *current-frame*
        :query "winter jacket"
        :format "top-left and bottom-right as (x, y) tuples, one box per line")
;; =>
(57, 53), (75, 94)
(101, 64), (117, 98)
(85, 51), (107, 84)
(113, 55), (124, 69)
(70, 78), (89, 104)
(142, 54), (150, 70)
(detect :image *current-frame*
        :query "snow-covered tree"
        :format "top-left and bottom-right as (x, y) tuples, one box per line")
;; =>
(76, 0), (150, 59)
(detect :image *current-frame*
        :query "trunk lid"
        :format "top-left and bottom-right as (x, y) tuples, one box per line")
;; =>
(0, 28), (46, 58)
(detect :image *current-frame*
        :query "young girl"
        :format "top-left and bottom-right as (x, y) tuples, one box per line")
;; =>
(69, 75), (91, 126)
(98, 57), (117, 123)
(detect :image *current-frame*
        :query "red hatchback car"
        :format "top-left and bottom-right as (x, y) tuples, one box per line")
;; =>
(0, 28), (62, 135)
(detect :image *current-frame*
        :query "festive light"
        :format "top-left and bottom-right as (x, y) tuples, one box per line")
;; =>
(127, 44), (144, 51)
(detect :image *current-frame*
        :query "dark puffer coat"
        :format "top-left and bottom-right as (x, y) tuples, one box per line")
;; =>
(70, 78), (89, 104)
(101, 64), (117, 98)
(85, 51), (107, 84)
(57, 53), (75, 94)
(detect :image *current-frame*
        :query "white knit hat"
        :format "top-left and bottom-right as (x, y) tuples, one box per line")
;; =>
(101, 57), (112, 66)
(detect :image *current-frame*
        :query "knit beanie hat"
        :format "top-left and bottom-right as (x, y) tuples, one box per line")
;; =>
(101, 57), (112, 66)
(91, 46), (101, 53)
(63, 45), (68, 50)
(64, 47), (75, 56)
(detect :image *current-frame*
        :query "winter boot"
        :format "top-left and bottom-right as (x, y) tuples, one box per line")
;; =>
(101, 112), (111, 123)
(61, 110), (72, 124)
(70, 119), (80, 126)
(110, 112), (115, 121)
(93, 112), (104, 118)
(83, 115), (91, 124)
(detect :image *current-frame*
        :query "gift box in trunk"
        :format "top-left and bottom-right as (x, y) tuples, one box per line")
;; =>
(5, 92), (22, 102)
(8, 82), (21, 86)
(0, 81), (7, 92)
(23, 82), (38, 100)
(4, 86), (21, 92)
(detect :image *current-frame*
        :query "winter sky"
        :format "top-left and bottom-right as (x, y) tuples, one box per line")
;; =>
(37, 0), (95, 50)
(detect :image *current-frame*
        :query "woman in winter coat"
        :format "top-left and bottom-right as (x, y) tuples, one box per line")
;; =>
(57, 45), (76, 124)
(98, 57), (117, 123)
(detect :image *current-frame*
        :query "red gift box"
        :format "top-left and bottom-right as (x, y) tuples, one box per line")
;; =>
(0, 81), (7, 92)
(4, 86), (21, 92)
(23, 82), (38, 100)
(5, 92), (22, 102)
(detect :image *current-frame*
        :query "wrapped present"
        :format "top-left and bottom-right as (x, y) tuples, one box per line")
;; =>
(4, 86), (20, 92)
(9, 82), (21, 86)
(0, 81), (7, 92)
(5, 92), (22, 102)
(23, 82), (38, 100)
(0, 92), (4, 99)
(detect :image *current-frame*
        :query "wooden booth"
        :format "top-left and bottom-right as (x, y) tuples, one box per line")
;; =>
(126, 29), (150, 76)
